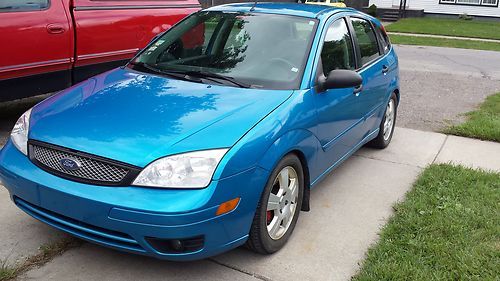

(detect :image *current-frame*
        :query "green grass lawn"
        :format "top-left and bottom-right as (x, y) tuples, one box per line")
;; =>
(445, 93), (500, 142)
(386, 18), (500, 40)
(354, 164), (500, 280)
(390, 34), (500, 52)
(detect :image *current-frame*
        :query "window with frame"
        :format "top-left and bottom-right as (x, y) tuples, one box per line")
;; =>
(457, 0), (481, 4)
(481, 0), (498, 5)
(0, 0), (49, 12)
(375, 26), (391, 54)
(350, 17), (381, 66)
(439, 0), (498, 6)
(320, 18), (356, 76)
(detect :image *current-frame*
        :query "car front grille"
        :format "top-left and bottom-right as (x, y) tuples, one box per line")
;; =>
(28, 140), (141, 186)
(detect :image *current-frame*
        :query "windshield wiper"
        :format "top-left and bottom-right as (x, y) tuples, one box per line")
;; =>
(129, 62), (250, 88)
(186, 70), (252, 88)
(163, 69), (251, 88)
(128, 62), (199, 82)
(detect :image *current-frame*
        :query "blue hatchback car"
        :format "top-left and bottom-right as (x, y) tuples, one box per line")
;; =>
(0, 3), (399, 260)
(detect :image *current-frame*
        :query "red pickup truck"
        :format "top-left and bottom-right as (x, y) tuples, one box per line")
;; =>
(0, 0), (200, 102)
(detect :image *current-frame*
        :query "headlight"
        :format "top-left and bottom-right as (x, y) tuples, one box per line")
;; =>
(11, 108), (32, 156)
(132, 149), (228, 188)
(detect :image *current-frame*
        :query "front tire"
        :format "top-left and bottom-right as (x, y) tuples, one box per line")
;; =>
(246, 154), (304, 254)
(367, 92), (398, 149)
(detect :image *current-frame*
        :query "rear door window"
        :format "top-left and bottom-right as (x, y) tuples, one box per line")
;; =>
(350, 17), (381, 66)
(0, 0), (49, 12)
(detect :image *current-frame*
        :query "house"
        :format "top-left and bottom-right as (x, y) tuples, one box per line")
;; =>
(369, 0), (500, 19)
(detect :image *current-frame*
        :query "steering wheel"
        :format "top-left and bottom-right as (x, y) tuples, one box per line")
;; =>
(156, 39), (184, 64)
(268, 58), (297, 79)
(269, 57), (295, 70)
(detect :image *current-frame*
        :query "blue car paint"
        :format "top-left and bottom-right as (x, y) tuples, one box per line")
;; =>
(29, 69), (294, 169)
(0, 3), (399, 260)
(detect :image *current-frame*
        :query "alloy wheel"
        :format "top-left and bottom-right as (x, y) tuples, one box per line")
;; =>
(266, 166), (299, 240)
(383, 99), (395, 141)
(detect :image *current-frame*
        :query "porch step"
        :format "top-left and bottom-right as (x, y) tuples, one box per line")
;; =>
(381, 10), (400, 22)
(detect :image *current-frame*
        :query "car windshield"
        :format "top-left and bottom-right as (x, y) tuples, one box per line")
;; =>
(130, 11), (318, 90)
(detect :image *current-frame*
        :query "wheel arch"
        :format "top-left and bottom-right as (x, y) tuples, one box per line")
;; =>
(256, 129), (320, 212)
(289, 149), (311, 212)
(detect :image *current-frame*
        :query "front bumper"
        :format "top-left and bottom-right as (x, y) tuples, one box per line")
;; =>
(0, 140), (268, 261)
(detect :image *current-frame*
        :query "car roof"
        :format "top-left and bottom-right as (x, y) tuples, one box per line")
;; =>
(205, 2), (356, 19)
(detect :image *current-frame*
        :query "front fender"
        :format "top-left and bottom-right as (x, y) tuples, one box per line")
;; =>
(256, 129), (321, 181)
(213, 90), (319, 181)
(255, 129), (321, 212)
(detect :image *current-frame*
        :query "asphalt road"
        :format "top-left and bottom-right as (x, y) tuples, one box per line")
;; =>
(1, 45), (500, 147)
(396, 45), (500, 131)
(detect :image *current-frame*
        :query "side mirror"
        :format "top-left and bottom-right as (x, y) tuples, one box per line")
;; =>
(319, 69), (363, 92)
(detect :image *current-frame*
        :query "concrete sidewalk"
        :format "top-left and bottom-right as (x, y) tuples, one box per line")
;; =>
(0, 127), (498, 281)
(388, 32), (500, 43)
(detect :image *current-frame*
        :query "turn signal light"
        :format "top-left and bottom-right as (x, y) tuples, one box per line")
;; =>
(216, 198), (240, 216)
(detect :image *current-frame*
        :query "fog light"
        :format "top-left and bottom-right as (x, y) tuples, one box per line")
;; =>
(170, 239), (184, 251)
(146, 236), (204, 254)
(216, 197), (240, 216)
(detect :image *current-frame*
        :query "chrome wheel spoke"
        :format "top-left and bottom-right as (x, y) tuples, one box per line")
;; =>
(267, 193), (280, 211)
(267, 215), (282, 237)
(281, 206), (291, 226)
(287, 178), (298, 203)
(278, 168), (289, 191)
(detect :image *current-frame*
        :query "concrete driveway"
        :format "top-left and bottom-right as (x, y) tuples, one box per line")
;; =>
(1, 127), (438, 280)
(2, 127), (498, 281)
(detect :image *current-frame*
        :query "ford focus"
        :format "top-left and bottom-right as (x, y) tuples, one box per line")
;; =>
(0, 3), (399, 261)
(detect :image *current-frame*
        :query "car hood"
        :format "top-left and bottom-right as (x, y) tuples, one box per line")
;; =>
(29, 68), (293, 168)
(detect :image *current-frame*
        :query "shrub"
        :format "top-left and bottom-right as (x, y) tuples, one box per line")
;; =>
(459, 13), (473, 20)
(367, 4), (377, 17)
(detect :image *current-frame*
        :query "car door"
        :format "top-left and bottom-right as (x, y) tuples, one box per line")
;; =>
(349, 16), (391, 137)
(0, 0), (73, 101)
(71, 0), (200, 83)
(312, 17), (365, 165)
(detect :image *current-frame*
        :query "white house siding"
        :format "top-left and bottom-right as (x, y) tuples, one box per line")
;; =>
(413, 0), (500, 17)
(370, 0), (395, 7)
(369, 0), (500, 17)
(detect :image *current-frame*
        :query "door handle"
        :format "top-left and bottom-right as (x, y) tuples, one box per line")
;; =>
(382, 65), (389, 74)
(353, 85), (363, 95)
(46, 24), (65, 34)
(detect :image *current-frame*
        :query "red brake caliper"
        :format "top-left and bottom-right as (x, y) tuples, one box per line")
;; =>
(266, 210), (273, 224)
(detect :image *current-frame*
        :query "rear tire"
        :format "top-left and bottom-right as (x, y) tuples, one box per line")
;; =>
(246, 154), (304, 254)
(367, 92), (398, 149)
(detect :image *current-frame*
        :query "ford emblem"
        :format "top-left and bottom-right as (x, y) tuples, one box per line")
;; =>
(60, 158), (82, 171)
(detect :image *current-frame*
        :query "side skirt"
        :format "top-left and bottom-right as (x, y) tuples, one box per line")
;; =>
(310, 128), (380, 188)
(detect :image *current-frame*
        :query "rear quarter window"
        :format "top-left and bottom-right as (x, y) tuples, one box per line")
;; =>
(376, 25), (391, 54)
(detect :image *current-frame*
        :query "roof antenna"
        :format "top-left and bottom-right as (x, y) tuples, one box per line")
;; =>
(250, 0), (257, 11)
